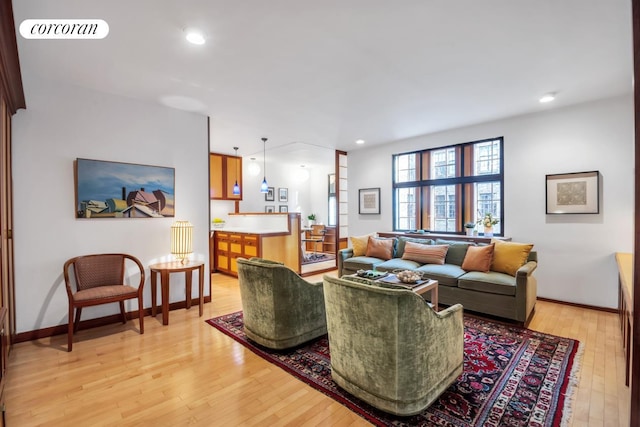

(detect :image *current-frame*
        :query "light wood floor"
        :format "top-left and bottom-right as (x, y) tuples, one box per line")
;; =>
(4, 271), (630, 426)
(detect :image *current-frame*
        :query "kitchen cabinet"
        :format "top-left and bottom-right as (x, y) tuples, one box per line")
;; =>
(214, 231), (259, 276)
(210, 153), (242, 200)
(212, 213), (302, 276)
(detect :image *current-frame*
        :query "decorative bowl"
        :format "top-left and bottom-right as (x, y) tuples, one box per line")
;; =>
(396, 270), (422, 284)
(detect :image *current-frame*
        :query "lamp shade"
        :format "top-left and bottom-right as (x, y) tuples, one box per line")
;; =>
(171, 220), (193, 263)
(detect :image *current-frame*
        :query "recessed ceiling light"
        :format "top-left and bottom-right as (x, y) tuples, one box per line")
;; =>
(185, 28), (206, 45)
(356, 139), (365, 145)
(539, 93), (556, 103)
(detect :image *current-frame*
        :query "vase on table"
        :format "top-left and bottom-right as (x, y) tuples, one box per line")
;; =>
(465, 228), (474, 236)
(484, 226), (493, 237)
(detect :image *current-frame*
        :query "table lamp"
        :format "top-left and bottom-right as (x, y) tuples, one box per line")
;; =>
(171, 220), (193, 264)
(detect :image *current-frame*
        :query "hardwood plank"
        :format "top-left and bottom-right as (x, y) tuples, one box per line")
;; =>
(3, 273), (630, 426)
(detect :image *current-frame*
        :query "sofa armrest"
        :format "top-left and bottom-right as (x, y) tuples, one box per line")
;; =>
(516, 260), (537, 278)
(337, 248), (354, 277)
(515, 261), (538, 325)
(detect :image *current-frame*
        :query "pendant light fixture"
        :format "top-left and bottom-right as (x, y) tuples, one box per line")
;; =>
(232, 146), (241, 195)
(260, 137), (269, 193)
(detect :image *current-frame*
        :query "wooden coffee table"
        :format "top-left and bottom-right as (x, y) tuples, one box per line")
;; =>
(376, 274), (439, 311)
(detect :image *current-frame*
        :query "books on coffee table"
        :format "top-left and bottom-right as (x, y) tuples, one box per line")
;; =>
(378, 274), (428, 289)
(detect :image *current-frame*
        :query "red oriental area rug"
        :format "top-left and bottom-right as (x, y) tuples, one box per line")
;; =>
(206, 311), (582, 427)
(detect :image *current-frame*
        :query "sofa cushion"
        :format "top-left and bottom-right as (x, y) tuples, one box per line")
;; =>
(416, 263), (466, 287)
(350, 233), (376, 256)
(461, 244), (495, 273)
(343, 256), (385, 272)
(375, 258), (422, 272)
(458, 271), (516, 296)
(402, 242), (448, 265)
(491, 239), (534, 276)
(396, 236), (434, 258)
(435, 239), (474, 266)
(366, 237), (396, 260)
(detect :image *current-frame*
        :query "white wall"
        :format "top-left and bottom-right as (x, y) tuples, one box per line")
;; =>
(212, 160), (334, 226)
(347, 95), (634, 308)
(12, 74), (210, 334)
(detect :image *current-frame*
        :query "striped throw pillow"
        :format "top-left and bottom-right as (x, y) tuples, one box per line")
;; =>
(401, 242), (448, 265)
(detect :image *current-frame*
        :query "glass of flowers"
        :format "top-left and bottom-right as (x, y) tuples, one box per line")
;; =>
(477, 213), (499, 236)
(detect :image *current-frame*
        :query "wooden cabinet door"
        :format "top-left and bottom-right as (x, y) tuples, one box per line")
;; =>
(242, 235), (258, 258)
(209, 154), (224, 199)
(214, 232), (230, 273)
(210, 153), (243, 200)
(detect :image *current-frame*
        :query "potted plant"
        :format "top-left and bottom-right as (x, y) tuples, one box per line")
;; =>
(464, 222), (475, 236)
(307, 213), (316, 226)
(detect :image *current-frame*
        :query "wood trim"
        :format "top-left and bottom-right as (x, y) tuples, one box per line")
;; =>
(13, 297), (212, 344)
(633, 0), (640, 424)
(0, 0), (26, 113)
(536, 297), (618, 314)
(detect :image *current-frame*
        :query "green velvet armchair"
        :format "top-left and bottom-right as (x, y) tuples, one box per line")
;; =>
(322, 275), (464, 416)
(237, 257), (327, 349)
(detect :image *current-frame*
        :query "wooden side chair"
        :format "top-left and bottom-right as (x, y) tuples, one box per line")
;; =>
(63, 253), (145, 351)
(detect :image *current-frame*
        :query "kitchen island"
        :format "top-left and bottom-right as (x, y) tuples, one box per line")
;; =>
(211, 212), (302, 276)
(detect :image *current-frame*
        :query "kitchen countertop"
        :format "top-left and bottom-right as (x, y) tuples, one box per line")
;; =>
(210, 227), (290, 234)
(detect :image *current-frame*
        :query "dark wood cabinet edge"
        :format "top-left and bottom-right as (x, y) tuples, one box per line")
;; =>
(0, 0), (26, 113)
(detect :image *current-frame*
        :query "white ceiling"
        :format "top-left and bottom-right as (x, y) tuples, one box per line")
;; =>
(12, 0), (633, 162)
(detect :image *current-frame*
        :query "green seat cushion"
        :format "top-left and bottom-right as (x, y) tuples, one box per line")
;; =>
(375, 258), (422, 272)
(416, 263), (465, 286)
(457, 271), (516, 296)
(343, 256), (385, 272)
(396, 237), (434, 258)
(435, 239), (474, 266)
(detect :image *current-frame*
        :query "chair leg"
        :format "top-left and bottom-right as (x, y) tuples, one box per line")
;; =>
(138, 296), (144, 334)
(119, 301), (127, 324)
(73, 307), (82, 333)
(68, 305), (74, 352)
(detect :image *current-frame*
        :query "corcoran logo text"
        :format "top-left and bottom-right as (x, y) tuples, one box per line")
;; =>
(19, 19), (109, 39)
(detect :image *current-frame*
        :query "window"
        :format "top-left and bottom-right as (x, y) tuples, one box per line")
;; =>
(328, 174), (336, 226)
(392, 137), (504, 235)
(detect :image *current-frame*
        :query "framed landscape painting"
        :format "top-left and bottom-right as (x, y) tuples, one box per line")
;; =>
(75, 158), (175, 219)
(545, 170), (599, 214)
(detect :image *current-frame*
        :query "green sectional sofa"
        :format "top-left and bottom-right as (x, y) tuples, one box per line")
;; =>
(338, 236), (537, 326)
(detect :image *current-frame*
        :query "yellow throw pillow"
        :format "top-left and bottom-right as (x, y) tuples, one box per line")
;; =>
(350, 233), (376, 256)
(491, 239), (534, 276)
(461, 244), (495, 273)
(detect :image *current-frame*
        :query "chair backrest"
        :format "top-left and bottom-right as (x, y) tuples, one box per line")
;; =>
(322, 274), (463, 386)
(237, 257), (309, 307)
(66, 253), (127, 291)
(237, 257), (326, 348)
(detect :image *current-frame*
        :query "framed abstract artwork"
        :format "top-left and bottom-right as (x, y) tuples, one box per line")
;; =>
(545, 171), (599, 214)
(359, 187), (380, 215)
(75, 158), (175, 219)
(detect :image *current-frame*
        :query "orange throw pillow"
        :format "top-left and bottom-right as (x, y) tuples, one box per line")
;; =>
(365, 237), (395, 260)
(461, 244), (495, 273)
